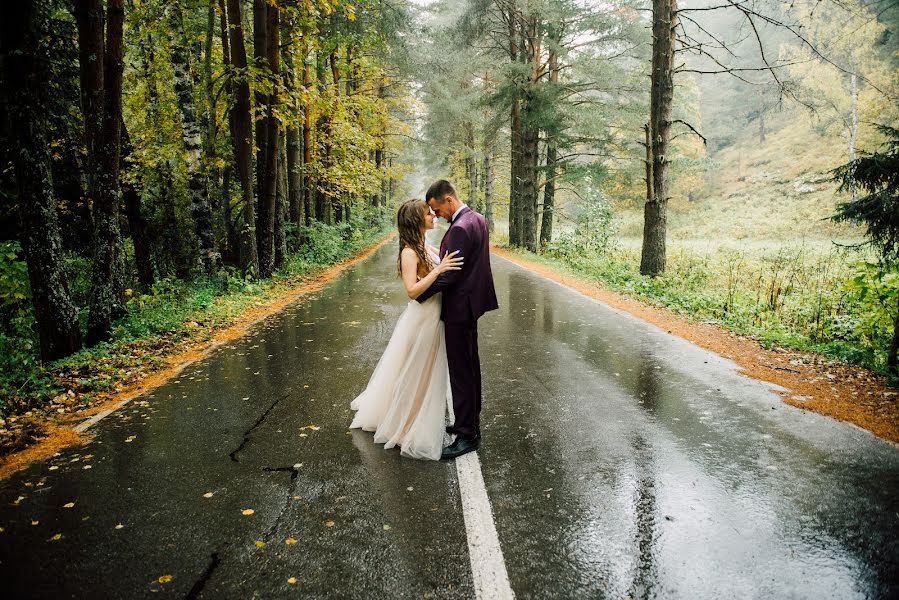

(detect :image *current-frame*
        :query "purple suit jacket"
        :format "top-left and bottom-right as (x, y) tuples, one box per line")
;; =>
(417, 207), (499, 323)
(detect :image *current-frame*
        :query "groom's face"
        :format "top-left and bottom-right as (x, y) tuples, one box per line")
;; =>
(427, 196), (455, 221)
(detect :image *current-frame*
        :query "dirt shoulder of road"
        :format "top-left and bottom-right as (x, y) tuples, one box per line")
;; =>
(493, 246), (899, 446)
(0, 234), (397, 479)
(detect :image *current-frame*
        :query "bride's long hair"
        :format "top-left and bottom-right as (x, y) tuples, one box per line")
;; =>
(396, 198), (434, 278)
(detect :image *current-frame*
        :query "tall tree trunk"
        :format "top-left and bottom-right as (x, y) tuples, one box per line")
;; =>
(520, 126), (539, 252)
(77, 0), (127, 346)
(4, 0), (82, 361)
(167, 6), (219, 274)
(314, 51), (331, 223)
(286, 126), (302, 231)
(282, 26), (302, 239)
(302, 49), (315, 226)
(640, 0), (677, 277)
(848, 70), (858, 203)
(507, 9), (522, 247)
(75, 0), (104, 206)
(483, 150), (494, 232)
(256, 1), (280, 278)
(464, 121), (477, 210)
(889, 295), (899, 375)
(520, 14), (541, 253)
(120, 121), (153, 290)
(540, 144), (556, 248)
(275, 138), (287, 269)
(540, 41), (559, 248)
(225, 0), (259, 275)
(221, 167), (240, 264)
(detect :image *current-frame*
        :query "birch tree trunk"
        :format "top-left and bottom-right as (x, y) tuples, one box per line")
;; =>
(167, 5), (219, 274)
(640, 0), (677, 277)
(4, 0), (82, 361)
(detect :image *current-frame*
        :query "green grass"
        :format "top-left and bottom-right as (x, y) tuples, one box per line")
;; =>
(510, 237), (896, 376)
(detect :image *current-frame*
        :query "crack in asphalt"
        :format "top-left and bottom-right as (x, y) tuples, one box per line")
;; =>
(228, 392), (291, 462)
(263, 466), (300, 480)
(184, 550), (222, 600)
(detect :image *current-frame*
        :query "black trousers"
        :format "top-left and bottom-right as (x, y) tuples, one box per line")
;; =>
(445, 320), (481, 440)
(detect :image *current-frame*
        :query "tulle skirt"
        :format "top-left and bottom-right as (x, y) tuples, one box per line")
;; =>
(350, 294), (452, 460)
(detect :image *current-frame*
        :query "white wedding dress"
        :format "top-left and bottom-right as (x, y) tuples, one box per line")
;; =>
(350, 254), (453, 460)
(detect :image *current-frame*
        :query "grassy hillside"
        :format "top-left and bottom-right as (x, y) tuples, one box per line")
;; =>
(615, 109), (865, 243)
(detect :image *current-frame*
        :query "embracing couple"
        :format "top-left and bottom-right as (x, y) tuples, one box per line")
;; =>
(350, 180), (498, 460)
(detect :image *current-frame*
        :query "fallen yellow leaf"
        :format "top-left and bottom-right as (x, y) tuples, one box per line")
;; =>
(383, 524), (391, 531)
(115, 524), (124, 529)
(241, 509), (255, 516)
(203, 492), (214, 498)
(63, 502), (75, 509)
(285, 538), (297, 545)
(31, 520), (39, 526)
(158, 575), (172, 583)
(255, 540), (266, 548)
(325, 520), (335, 528)
(287, 577), (297, 585)
(49, 533), (62, 541)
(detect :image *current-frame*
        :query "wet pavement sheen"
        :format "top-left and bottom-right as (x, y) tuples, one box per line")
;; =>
(0, 241), (897, 599)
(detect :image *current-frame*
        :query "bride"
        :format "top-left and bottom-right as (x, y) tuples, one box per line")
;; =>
(349, 198), (464, 460)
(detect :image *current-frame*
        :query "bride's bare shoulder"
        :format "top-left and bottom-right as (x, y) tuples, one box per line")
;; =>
(400, 246), (419, 261)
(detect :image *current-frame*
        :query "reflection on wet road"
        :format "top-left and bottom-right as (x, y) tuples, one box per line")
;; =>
(481, 263), (899, 598)
(0, 241), (897, 599)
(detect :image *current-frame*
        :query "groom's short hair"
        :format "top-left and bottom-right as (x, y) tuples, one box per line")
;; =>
(426, 180), (456, 204)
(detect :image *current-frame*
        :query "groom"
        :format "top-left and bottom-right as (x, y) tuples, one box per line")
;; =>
(416, 180), (498, 460)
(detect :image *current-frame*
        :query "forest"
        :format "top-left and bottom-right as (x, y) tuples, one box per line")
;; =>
(0, 0), (897, 450)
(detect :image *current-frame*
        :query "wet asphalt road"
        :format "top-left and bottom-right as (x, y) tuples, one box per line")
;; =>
(1, 240), (898, 599)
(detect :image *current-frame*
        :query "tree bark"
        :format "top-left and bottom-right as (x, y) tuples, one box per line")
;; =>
(519, 14), (541, 253)
(75, 0), (104, 202)
(275, 138), (287, 269)
(464, 121), (477, 210)
(167, 5), (219, 274)
(282, 28), (302, 239)
(120, 121), (153, 290)
(4, 0), (83, 361)
(221, 167), (240, 264)
(889, 295), (899, 375)
(540, 41), (559, 248)
(77, 0), (127, 346)
(483, 150), (494, 233)
(256, 1), (280, 278)
(540, 144), (556, 248)
(507, 9), (522, 247)
(640, 0), (677, 277)
(225, 0), (259, 275)
(314, 51), (331, 224)
(848, 70), (858, 203)
(302, 49), (315, 226)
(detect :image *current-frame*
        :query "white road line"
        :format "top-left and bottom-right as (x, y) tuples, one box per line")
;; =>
(456, 452), (515, 599)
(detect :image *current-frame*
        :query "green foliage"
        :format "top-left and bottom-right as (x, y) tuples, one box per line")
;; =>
(544, 201), (616, 259)
(521, 239), (897, 374)
(843, 261), (899, 358)
(833, 124), (899, 263)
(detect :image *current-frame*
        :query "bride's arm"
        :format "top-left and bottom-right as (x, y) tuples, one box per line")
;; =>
(401, 248), (462, 300)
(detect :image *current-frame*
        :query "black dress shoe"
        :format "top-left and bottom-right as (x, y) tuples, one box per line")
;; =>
(441, 436), (480, 460)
